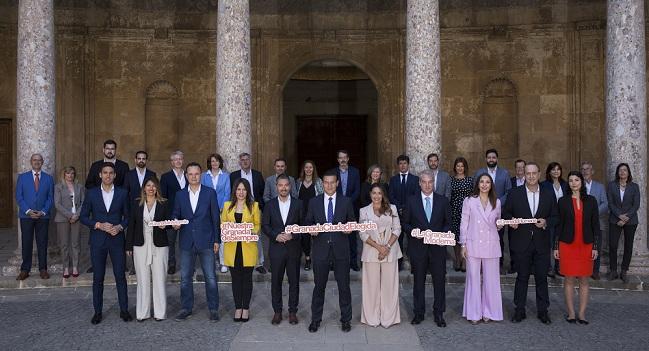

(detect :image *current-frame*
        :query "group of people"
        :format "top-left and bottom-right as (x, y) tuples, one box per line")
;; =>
(15, 140), (641, 329)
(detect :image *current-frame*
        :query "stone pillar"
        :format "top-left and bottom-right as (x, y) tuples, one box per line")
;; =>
(216, 0), (252, 172)
(13, 0), (56, 263)
(605, 0), (649, 273)
(405, 0), (441, 174)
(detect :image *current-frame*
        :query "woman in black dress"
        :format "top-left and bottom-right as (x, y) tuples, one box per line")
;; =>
(450, 157), (474, 272)
(295, 160), (323, 270)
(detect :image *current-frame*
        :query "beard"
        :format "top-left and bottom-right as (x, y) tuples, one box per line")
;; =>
(487, 161), (497, 168)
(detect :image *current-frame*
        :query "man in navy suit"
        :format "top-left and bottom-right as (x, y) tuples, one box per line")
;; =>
(79, 162), (132, 324)
(388, 154), (420, 270)
(160, 150), (187, 274)
(230, 152), (267, 274)
(475, 149), (512, 271)
(402, 169), (451, 327)
(332, 150), (361, 271)
(172, 162), (221, 322)
(262, 174), (304, 325)
(122, 150), (156, 275)
(305, 169), (356, 333)
(15, 153), (54, 280)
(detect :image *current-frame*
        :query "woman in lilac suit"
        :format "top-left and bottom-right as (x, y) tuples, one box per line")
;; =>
(459, 173), (503, 324)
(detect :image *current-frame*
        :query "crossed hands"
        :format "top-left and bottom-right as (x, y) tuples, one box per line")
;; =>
(95, 222), (122, 236)
(377, 245), (390, 261)
(276, 232), (293, 243)
(617, 213), (630, 227)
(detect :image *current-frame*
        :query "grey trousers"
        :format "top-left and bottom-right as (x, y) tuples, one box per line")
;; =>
(57, 221), (80, 269)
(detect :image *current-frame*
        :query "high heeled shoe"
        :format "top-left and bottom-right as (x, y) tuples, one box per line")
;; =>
(565, 316), (577, 324)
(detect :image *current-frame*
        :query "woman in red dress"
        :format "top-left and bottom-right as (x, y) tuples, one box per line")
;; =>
(553, 171), (600, 325)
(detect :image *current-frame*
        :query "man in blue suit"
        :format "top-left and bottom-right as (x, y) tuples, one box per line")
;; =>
(305, 169), (356, 333)
(332, 150), (361, 271)
(172, 162), (221, 322)
(402, 169), (451, 328)
(388, 154), (420, 270)
(15, 153), (54, 280)
(160, 150), (187, 274)
(79, 162), (132, 324)
(474, 149), (512, 270)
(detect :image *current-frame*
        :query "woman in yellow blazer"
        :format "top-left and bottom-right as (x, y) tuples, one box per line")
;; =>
(221, 178), (260, 322)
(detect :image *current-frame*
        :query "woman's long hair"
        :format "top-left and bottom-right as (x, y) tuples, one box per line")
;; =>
(228, 178), (254, 213)
(566, 171), (587, 200)
(138, 176), (166, 207)
(614, 163), (633, 183)
(471, 173), (497, 209)
(299, 160), (319, 182)
(369, 183), (392, 216)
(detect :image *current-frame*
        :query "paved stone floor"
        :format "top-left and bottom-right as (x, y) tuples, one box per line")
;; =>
(0, 280), (647, 351)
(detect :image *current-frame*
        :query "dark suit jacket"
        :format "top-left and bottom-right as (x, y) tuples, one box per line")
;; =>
(554, 195), (600, 250)
(85, 159), (130, 189)
(80, 186), (130, 247)
(607, 181), (641, 225)
(334, 166), (361, 206)
(402, 193), (451, 260)
(172, 186), (221, 251)
(510, 176), (525, 189)
(388, 173), (420, 213)
(262, 196), (304, 258)
(126, 200), (170, 250)
(502, 185), (558, 254)
(304, 194), (356, 261)
(123, 168), (157, 206)
(230, 169), (265, 210)
(160, 170), (187, 212)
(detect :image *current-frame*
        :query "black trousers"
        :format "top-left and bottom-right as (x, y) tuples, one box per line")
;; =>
(609, 223), (638, 272)
(311, 246), (352, 323)
(270, 242), (301, 313)
(301, 233), (311, 257)
(19, 218), (49, 272)
(230, 266), (253, 309)
(348, 232), (359, 267)
(513, 241), (550, 314)
(411, 247), (446, 317)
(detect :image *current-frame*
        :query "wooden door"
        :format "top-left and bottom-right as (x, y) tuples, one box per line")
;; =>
(0, 119), (13, 227)
(296, 115), (367, 177)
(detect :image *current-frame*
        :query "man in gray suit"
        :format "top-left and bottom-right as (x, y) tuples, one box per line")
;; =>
(427, 153), (452, 199)
(263, 158), (298, 203)
(580, 162), (608, 280)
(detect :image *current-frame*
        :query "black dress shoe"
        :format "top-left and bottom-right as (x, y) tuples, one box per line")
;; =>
(272, 312), (282, 325)
(304, 259), (311, 271)
(547, 270), (556, 278)
(341, 321), (351, 332)
(538, 312), (551, 325)
(434, 315), (447, 328)
(591, 271), (601, 280)
(411, 315), (424, 325)
(256, 266), (268, 274)
(120, 310), (133, 322)
(91, 313), (102, 325)
(308, 321), (320, 333)
(608, 271), (619, 280)
(86, 266), (94, 273)
(350, 264), (360, 272)
(511, 311), (526, 323)
(167, 265), (176, 275)
(620, 270), (628, 283)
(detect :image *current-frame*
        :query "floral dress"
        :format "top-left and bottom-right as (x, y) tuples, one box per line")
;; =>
(450, 176), (474, 240)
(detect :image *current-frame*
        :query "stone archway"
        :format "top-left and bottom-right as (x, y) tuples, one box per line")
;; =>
(145, 80), (179, 172)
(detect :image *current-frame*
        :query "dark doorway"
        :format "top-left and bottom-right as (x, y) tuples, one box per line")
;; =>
(0, 119), (13, 227)
(296, 115), (367, 175)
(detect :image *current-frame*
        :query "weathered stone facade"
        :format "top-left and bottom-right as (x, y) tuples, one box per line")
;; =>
(1, 0), (648, 269)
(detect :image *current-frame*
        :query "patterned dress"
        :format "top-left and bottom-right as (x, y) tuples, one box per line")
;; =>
(450, 176), (474, 240)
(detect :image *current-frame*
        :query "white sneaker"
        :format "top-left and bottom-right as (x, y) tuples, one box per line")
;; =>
(220, 266), (228, 273)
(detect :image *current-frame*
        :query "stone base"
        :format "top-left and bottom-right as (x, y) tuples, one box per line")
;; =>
(629, 254), (649, 274)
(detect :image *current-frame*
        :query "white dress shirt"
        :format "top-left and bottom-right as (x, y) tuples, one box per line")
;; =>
(241, 170), (254, 199)
(101, 185), (115, 212)
(553, 183), (563, 202)
(278, 196), (291, 225)
(400, 172), (410, 184)
(526, 185), (540, 216)
(620, 188), (625, 202)
(488, 166), (498, 181)
(324, 192), (337, 220)
(207, 169), (222, 190)
(516, 177), (525, 187)
(174, 169), (186, 189)
(585, 180), (592, 195)
(189, 185), (201, 213)
(137, 167), (147, 187)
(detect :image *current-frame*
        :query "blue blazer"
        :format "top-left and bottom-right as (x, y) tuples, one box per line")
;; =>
(201, 170), (230, 211)
(304, 194), (356, 261)
(80, 186), (130, 246)
(474, 167), (511, 204)
(16, 171), (54, 219)
(172, 186), (221, 251)
(123, 168), (157, 206)
(388, 173), (420, 213)
(402, 193), (451, 260)
(335, 166), (361, 205)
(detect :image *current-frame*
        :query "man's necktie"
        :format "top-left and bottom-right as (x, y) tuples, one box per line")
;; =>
(425, 197), (432, 222)
(34, 173), (40, 192)
(401, 174), (406, 186)
(327, 197), (334, 223)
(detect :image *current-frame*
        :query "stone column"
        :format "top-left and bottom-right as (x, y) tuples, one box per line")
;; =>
(12, 0), (56, 264)
(405, 0), (441, 174)
(606, 0), (649, 273)
(216, 0), (252, 172)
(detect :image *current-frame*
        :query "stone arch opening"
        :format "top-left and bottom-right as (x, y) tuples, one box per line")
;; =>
(145, 80), (179, 172)
(281, 59), (378, 177)
(481, 78), (519, 168)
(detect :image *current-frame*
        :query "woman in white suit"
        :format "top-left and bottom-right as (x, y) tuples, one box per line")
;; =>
(459, 173), (504, 324)
(359, 183), (402, 328)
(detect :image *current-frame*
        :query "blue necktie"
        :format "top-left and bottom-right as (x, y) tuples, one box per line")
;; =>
(327, 197), (334, 223)
(425, 197), (432, 222)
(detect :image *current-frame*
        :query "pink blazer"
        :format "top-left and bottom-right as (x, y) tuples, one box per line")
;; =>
(459, 196), (502, 259)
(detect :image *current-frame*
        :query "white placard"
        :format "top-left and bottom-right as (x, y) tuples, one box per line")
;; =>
(410, 229), (456, 246)
(148, 219), (189, 227)
(496, 218), (539, 226)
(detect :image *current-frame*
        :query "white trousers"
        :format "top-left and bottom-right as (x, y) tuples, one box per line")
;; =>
(133, 245), (168, 320)
(361, 261), (400, 328)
